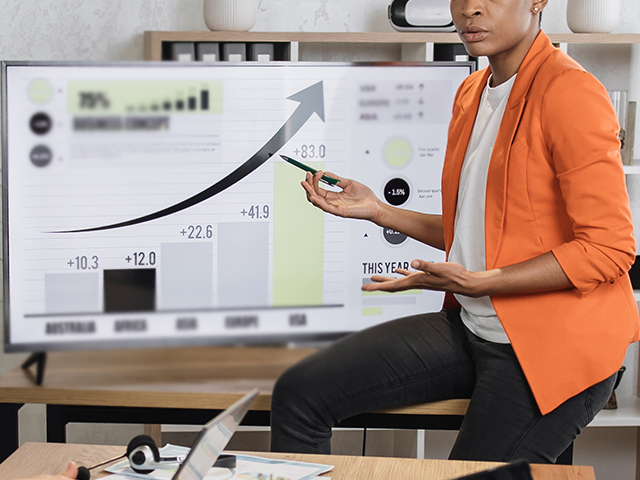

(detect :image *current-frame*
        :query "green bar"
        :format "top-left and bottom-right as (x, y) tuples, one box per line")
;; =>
(67, 80), (223, 115)
(362, 307), (383, 316)
(273, 162), (324, 306)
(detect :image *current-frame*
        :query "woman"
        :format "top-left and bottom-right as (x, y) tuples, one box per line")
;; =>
(270, 0), (640, 463)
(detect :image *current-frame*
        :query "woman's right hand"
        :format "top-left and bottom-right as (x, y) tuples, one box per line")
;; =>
(301, 170), (384, 222)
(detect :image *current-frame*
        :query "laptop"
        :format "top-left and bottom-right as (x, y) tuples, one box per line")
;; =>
(170, 388), (259, 480)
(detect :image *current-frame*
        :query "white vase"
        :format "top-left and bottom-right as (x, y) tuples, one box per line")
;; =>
(203, 0), (258, 32)
(566, 0), (620, 33)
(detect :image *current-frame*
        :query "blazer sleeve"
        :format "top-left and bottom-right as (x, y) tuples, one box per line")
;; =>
(542, 69), (636, 295)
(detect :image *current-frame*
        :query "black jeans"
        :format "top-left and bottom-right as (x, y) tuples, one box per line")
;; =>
(270, 309), (616, 463)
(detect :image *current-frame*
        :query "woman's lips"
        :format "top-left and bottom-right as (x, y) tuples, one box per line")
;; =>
(460, 29), (489, 42)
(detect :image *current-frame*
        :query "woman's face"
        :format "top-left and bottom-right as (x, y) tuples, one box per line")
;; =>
(451, 0), (545, 60)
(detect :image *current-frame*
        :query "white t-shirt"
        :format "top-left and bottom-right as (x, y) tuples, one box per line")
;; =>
(449, 74), (517, 344)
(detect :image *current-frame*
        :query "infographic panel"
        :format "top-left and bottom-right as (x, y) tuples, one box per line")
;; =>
(3, 63), (471, 350)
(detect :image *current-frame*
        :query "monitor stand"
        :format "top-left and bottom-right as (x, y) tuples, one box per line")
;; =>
(22, 352), (47, 385)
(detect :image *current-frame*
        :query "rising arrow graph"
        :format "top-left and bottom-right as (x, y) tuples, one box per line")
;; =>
(58, 81), (325, 233)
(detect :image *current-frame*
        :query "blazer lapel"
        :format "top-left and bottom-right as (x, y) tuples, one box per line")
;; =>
(484, 31), (558, 268)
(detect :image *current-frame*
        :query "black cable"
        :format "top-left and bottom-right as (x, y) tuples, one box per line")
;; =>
(76, 454), (126, 480)
(87, 454), (126, 470)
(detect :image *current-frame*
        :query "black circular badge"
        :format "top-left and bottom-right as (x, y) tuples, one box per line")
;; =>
(30, 112), (52, 135)
(382, 227), (407, 245)
(30, 145), (53, 167)
(384, 178), (410, 206)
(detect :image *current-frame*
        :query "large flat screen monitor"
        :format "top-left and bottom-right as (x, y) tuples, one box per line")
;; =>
(2, 61), (473, 352)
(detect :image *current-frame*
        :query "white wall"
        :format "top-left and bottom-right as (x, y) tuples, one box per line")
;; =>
(0, 0), (637, 61)
(2, 0), (640, 478)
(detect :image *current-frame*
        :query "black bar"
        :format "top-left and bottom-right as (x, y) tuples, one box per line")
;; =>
(46, 405), (68, 443)
(41, 404), (271, 428)
(556, 442), (574, 465)
(201, 90), (209, 110)
(176, 100), (185, 111)
(104, 268), (156, 313)
(163, 101), (172, 111)
(188, 97), (197, 110)
(0, 403), (22, 462)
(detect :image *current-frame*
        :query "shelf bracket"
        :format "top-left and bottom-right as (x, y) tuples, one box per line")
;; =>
(289, 41), (299, 62)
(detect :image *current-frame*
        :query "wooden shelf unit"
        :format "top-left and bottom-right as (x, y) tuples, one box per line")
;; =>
(143, 31), (640, 61)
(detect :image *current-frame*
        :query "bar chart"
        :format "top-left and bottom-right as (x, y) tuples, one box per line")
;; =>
(38, 165), (330, 316)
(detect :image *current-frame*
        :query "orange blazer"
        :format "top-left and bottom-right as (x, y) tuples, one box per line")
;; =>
(441, 31), (640, 415)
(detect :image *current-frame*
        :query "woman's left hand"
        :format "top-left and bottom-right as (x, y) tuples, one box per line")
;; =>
(362, 259), (480, 297)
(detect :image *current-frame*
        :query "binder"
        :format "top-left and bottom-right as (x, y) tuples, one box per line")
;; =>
(171, 43), (196, 62)
(248, 43), (275, 62)
(196, 43), (220, 62)
(222, 43), (247, 62)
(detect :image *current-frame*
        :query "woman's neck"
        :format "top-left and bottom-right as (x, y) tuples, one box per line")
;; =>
(488, 28), (541, 86)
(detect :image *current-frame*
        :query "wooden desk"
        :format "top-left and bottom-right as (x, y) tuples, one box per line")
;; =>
(0, 442), (595, 480)
(0, 346), (469, 462)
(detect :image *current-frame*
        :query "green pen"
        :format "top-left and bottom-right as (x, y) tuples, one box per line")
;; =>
(280, 155), (341, 186)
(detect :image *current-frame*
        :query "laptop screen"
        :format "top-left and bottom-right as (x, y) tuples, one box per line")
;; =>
(174, 389), (258, 480)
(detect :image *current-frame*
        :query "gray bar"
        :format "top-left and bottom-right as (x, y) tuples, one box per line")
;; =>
(217, 222), (268, 308)
(160, 242), (213, 310)
(45, 272), (100, 314)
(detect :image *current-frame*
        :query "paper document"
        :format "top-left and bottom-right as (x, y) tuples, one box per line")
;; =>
(105, 444), (333, 480)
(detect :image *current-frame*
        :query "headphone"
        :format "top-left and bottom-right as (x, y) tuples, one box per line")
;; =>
(76, 434), (236, 479)
(127, 434), (236, 473)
